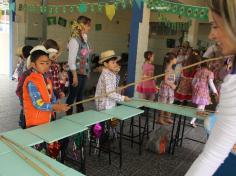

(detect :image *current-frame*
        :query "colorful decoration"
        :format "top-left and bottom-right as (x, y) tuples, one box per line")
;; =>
(58, 17), (67, 27)
(47, 141), (61, 159)
(47, 16), (57, 25)
(17, 0), (209, 21)
(147, 0), (208, 21)
(80, 48), (89, 57)
(135, 0), (143, 9)
(78, 3), (87, 13)
(93, 123), (102, 138)
(105, 4), (116, 21)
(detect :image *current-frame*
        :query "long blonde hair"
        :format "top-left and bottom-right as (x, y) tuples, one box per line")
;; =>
(71, 16), (91, 43)
(208, 0), (236, 45)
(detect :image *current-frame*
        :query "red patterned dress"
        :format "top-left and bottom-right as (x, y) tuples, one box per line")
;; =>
(175, 69), (196, 102)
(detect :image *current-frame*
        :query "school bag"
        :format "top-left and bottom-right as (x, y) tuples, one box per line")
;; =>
(146, 126), (170, 154)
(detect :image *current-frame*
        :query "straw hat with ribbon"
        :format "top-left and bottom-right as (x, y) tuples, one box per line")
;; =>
(99, 50), (120, 64)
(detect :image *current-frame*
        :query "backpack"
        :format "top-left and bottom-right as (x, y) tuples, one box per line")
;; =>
(146, 126), (170, 154)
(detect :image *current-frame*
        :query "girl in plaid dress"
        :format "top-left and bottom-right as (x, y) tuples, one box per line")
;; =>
(158, 52), (177, 125)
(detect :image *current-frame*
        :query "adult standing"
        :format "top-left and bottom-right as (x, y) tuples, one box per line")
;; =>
(185, 0), (236, 175)
(66, 16), (92, 115)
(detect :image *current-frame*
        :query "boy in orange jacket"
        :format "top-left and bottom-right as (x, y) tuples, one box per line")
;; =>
(23, 45), (69, 128)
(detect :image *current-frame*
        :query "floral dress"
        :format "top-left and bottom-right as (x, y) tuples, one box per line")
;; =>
(158, 68), (175, 104)
(192, 68), (214, 105)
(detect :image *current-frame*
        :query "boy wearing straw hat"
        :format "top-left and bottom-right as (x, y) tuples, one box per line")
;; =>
(95, 50), (131, 111)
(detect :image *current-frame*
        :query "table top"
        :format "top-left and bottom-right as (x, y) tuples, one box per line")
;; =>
(0, 129), (44, 156)
(0, 146), (84, 176)
(64, 110), (113, 127)
(101, 105), (144, 121)
(118, 99), (145, 108)
(142, 100), (208, 120)
(2, 128), (44, 147)
(26, 119), (87, 143)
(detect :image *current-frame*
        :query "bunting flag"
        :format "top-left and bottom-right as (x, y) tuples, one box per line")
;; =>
(147, 0), (208, 21)
(78, 3), (87, 13)
(105, 4), (116, 21)
(18, 0), (209, 21)
(135, 0), (143, 9)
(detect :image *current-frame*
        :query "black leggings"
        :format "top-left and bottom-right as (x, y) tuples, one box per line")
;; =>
(66, 72), (87, 115)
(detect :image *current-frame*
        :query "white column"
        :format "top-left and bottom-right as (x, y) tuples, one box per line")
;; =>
(134, 4), (150, 97)
(187, 20), (199, 48)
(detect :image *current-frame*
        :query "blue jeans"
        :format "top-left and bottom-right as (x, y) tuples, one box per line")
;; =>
(213, 152), (236, 176)
(66, 72), (87, 115)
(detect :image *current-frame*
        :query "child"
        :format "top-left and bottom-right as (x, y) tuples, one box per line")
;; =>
(158, 52), (177, 125)
(93, 50), (130, 152)
(136, 51), (158, 101)
(43, 39), (65, 100)
(12, 45), (33, 80)
(175, 47), (187, 84)
(175, 53), (201, 104)
(23, 45), (69, 128)
(59, 62), (69, 96)
(95, 50), (131, 111)
(15, 47), (33, 129)
(191, 62), (218, 127)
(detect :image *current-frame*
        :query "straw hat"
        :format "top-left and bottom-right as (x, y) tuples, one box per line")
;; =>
(99, 50), (120, 64)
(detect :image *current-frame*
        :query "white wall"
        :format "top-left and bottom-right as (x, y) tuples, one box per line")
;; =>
(46, 10), (132, 62)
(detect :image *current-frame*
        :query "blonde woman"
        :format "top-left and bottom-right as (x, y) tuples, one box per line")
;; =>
(185, 0), (236, 175)
(66, 16), (92, 115)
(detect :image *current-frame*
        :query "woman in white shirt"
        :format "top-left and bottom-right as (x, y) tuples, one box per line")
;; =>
(66, 16), (92, 115)
(185, 0), (236, 175)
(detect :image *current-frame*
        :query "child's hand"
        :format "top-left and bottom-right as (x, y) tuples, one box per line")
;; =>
(214, 93), (219, 103)
(59, 92), (65, 99)
(72, 76), (78, 87)
(124, 96), (131, 102)
(52, 103), (70, 112)
(171, 84), (177, 90)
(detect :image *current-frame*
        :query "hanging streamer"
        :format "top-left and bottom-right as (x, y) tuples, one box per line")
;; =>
(20, 0), (208, 21)
(146, 0), (209, 21)
(78, 3), (87, 13)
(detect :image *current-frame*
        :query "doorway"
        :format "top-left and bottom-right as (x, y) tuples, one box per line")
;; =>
(0, 0), (10, 75)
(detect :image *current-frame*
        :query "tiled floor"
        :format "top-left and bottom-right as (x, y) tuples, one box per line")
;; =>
(0, 75), (206, 176)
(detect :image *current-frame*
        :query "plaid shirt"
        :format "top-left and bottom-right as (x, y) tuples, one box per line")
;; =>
(47, 62), (61, 98)
(95, 68), (124, 111)
(16, 68), (33, 101)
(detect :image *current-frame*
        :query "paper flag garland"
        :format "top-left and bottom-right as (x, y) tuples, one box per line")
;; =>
(105, 4), (115, 21)
(78, 3), (87, 13)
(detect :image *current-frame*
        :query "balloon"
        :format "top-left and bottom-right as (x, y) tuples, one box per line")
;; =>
(93, 123), (102, 138)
